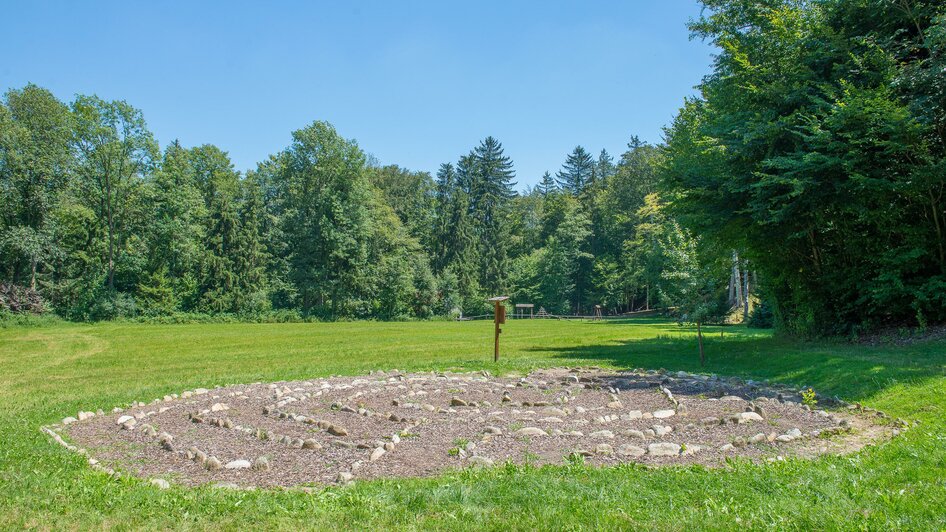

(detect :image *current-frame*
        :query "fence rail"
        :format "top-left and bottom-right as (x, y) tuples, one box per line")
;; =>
(456, 309), (664, 321)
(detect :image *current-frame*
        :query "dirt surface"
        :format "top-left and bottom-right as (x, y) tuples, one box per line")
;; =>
(55, 368), (898, 488)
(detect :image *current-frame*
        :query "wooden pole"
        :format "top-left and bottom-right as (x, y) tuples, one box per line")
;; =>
(494, 301), (501, 362)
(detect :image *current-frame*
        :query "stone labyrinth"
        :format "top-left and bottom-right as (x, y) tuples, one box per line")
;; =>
(49, 368), (900, 489)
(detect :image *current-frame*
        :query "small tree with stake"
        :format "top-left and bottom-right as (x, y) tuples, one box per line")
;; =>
(661, 236), (728, 367)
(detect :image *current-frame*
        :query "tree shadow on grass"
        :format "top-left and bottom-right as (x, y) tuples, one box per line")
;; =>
(529, 329), (946, 403)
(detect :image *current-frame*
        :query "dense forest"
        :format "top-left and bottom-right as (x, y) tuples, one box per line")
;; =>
(2, 0), (944, 336)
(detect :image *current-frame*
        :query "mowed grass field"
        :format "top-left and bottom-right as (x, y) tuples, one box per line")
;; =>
(1, 318), (944, 530)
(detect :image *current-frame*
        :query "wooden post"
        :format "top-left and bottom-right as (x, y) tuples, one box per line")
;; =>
(488, 296), (508, 362)
(494, 304), (500, 362)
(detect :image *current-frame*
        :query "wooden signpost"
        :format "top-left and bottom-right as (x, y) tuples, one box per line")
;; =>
(488, 296), (509, 362)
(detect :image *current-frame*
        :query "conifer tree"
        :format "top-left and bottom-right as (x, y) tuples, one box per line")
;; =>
(470, 137), (516, 294)
(538, 171), (556, 196)
(556, 146), (594, 195)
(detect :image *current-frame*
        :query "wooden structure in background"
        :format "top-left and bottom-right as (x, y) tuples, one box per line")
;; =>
(488, 296), (509, 362)
(515, 303), (534, 318)
(593, 305), (603, 321)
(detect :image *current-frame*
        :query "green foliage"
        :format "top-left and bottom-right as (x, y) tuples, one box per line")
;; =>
(801, 387), (818, 407)
(747, 302), (775, 329)
(664, 0), (946, 335)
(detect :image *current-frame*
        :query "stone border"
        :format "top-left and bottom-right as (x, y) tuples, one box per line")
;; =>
(41, 367), (915, 491)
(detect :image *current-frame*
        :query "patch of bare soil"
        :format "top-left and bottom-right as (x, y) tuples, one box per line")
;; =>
(51, 368), (903, 489)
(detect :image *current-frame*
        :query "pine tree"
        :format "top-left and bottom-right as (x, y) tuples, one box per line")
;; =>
(556, 146), (594, 195)
(538, 171), (556, 196)
(470, 137), (516, 294)
(593, 149), (615, 184)
(432, 163), (456, 273)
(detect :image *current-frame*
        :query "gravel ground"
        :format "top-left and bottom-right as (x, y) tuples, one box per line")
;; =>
(58, 367), (895, 488)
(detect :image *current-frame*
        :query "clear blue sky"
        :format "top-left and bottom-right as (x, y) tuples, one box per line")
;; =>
(1, 1), (715, 189)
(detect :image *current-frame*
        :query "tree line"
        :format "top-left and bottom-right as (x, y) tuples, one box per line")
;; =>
(3, 0), (944, 337)
(1, 86), (700, 321)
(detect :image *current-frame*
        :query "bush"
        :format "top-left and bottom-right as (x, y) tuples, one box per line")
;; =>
(0, 283), (45, 313)
(747, 302), (774, 329)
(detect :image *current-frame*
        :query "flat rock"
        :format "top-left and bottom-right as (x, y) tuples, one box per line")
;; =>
(733, 411), (764, 423)
(150, 478), (170, 489)
(617, 444), (646, 457)
(652, 425), (673, 437)
(327, 425), (348, 436)
(653, 409), (675, 419)
(595, 443), (614, 455)
(647, 442), (681, 457)
(589, 430), (615, 439)
(515, 427), (548, 437)
(468, 456), (494, 467)
(225, 459), (251, 469)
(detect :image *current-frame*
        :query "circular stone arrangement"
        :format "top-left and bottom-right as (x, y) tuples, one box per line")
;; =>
(48, 367), (903, 489)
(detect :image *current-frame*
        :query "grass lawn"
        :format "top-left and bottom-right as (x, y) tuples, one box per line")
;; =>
(1, 318), (944, 530)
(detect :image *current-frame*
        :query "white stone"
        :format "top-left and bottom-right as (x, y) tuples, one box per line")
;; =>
(370, 447), (386, 461)
(595, 443), (614, 455)
(589, 430), (615, 439)
(647, 442), (681, 456)
(116, 415), (134, 425)
(468, 456), (493, 467)
(150, 478), (170, 489)
(652, 425), (673, 437)
(617, 444), (646, 457)
(733, 412), (764, 423)
(211, 403), (229, 412)
(515, 427), (548, 437)
(62, 417), (78, 425)
(224, 459), (252, 469)
(653, 409), (675, 419)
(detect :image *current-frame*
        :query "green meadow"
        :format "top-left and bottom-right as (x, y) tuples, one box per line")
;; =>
(1, 318), (944, 530)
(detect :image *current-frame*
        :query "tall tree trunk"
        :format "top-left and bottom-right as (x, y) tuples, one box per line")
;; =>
(732, 251), (742, 309)
(930, 188), (945, 274)
(697, 320), (705, 367)
(742, 267), (750, 321)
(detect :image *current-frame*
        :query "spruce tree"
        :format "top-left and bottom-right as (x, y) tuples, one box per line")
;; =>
(432, 163), (456, 273)
(470, 136), (516, 294)
(556, 146), (594, 195)
(594, 149), (615, 184)
(538, 171), (556, 196)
